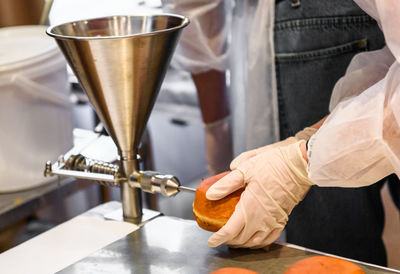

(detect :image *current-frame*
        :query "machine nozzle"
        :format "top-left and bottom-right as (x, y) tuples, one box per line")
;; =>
(129, 171), (195, 197)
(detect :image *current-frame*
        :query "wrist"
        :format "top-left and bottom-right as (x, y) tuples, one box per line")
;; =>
(299, 140), (308, 162)
(294, 127), (318, 141)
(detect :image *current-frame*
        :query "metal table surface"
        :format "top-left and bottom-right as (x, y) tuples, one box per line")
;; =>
(60, 216), (399, 274)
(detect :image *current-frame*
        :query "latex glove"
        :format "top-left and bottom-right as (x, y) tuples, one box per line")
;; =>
(230, 127), (317, 169)
(206, 141), (313, 248)
(205, 117), (233, 175)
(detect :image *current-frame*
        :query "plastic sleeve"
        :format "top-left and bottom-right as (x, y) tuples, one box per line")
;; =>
(308, 62), (400, 187)
(329, 47), (394, 111)
(162, 0), (229, 74)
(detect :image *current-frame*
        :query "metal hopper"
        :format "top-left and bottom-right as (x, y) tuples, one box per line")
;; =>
(45, 14), (190, 223)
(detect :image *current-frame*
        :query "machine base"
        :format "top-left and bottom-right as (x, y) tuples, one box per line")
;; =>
(104, 207), (161, 226)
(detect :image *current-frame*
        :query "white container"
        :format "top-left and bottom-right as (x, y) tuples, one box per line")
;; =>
(0, 25), (73, 192)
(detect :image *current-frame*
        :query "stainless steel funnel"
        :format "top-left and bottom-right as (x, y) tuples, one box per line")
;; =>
(46, 14), (189, 222)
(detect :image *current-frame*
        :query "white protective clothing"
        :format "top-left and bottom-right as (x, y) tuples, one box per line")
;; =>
(206, 141), (312, 248)
(308, 0), (400, 187)
(161, 0), (229, 74)
(205, 117), (233, 175)
(162, 0), (279, 156)
(230, 127), (317, 169)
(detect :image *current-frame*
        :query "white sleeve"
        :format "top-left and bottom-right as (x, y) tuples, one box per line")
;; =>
(329, 47), (394, 111)
(162, 0), (229, 74)
(307, 0), (400, 187)
(308, 62), (400, 187)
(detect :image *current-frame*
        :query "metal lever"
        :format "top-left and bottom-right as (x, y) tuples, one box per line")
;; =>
(45, 155), (196, 197)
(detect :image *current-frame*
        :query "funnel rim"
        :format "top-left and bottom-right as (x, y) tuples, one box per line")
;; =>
(46, 13), (189, 40)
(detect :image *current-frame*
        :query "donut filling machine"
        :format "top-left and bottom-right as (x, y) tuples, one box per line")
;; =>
(44, 13), (194, 224)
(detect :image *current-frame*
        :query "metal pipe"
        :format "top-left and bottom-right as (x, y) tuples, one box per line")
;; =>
(50, 168), (116, 183)
(120, 153), (143, 224)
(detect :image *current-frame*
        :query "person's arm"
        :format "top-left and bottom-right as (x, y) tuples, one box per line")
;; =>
(163, 1), (232, 175)
(310, 116), (328, 129)
(162, 0), (230, 123)
(191, 70), (229, 123)
(298, 116), (328, 162)
(307, 63), (398, 187)
(191, 69), (233, 175)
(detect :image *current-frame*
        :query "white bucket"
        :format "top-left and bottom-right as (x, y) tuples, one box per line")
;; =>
(0, 25), (73, 192)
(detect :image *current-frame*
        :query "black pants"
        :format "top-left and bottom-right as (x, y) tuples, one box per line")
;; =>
(274, 0), (388, 265)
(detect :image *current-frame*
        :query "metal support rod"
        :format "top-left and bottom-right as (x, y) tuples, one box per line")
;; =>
(50, 168), (116, 183)
(45, 161), (118, 184)
(120, 153), (143, 224)
(121, 182), (143, 224)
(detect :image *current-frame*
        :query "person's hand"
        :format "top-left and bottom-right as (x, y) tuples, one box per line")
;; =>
(230, 127), (316, 169)
(206, 141), (313, 248)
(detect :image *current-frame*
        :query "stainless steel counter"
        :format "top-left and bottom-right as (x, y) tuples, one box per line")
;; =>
(60, 215), (399, 274)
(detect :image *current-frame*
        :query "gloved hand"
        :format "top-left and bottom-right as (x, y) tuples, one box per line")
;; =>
(206, 141), (313, 248)
(230, 127), (317, 169)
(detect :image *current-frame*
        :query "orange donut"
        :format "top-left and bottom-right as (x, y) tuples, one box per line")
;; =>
(211, 267), (258, 274)
(284, 256), (365, 274)
(193, 171), (244, 232)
